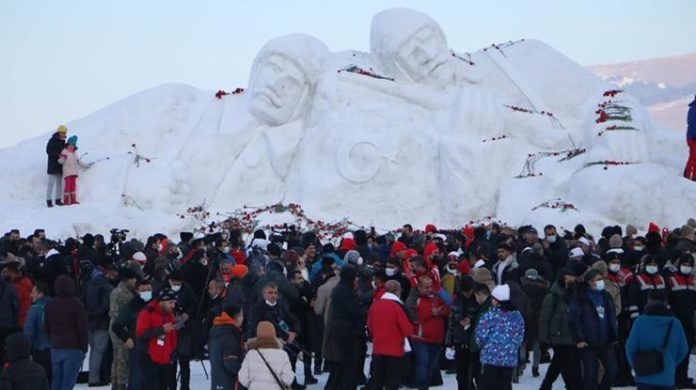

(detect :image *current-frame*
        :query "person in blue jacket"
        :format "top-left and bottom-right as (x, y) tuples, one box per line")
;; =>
(568, 269), (618, 390)
(626, 289), (689, 390)
(685, 94), (696, 180)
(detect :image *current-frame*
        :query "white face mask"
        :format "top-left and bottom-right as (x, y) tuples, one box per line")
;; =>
(593, 280), (605, 291)
(265, 300), (277, 307)
(371, 281), (377, 289)
(385, 268), (397, 277)
(609, 263), (621, 273)
(634, 246), (645, 252)
(546, 235), (557, 243)
(645, 265), (659, 275)
(680, 266), (693, 275)
(170, 284), (181, 292)
(139, 291), (152, 301)
(357, 257), (364, 266)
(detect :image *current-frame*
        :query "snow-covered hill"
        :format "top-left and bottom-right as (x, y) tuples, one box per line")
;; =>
(1, 8), (694, 239)
(589, 52), (696, 131)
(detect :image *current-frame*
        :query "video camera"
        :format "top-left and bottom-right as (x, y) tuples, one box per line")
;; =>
(110, 228), (129, 243)
(108, 228), (129, 259)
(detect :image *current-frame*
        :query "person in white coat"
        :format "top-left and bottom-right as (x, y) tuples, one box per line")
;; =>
(239, 321), (294, 389)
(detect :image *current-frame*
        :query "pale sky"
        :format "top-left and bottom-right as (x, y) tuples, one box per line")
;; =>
(1, 0), (694, 147)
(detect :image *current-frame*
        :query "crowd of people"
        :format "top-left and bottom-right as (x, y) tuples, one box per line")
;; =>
(0, 217), (695, 390)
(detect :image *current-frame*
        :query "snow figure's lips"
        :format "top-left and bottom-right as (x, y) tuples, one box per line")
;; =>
(252, 91), (281, 109)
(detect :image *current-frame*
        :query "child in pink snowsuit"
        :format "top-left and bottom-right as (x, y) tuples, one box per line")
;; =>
(57, 135), (89, 205)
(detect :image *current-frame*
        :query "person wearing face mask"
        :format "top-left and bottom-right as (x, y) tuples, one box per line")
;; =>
(603, 253), (636, 387)
(166, 270), (197, 390)
(568, 269), (618, 390)
(626, 255), (668, 323)
(626, 237), (648, 270)
(538, 268), (582, 390)
(209, 304), (245, 390)
(111, 279), (152, 390)
(667, 253), (696, 388)
(385, 258), (411, 301)
(108, 268), (138, 390)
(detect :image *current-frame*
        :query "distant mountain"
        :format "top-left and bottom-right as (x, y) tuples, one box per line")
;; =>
(588, 53), (696, 130)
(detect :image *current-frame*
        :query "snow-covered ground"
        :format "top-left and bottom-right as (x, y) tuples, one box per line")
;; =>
(75, 351), (696, 389)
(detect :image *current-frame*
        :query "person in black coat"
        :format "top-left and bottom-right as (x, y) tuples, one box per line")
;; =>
(568, 269), (618, 390)
(167, 271), (197, 390)
(542, 225), (568, 279)
(209, 304), (244, 390)
(245, 281), (303, 388)
(288, 270), (319, 385)
(328, 265), (366, 390)
(45, 127), (67, 208)
(0, 333), (49, 390)
(82, 265), (114, 386)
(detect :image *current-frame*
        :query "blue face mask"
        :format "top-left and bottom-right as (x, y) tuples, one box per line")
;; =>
(593, 280), (605, 291)
(485, 231), (492, 240)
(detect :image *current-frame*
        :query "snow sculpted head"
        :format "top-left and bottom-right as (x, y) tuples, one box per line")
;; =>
(370, 8), (455, 89)
(247, 33), (331, 126)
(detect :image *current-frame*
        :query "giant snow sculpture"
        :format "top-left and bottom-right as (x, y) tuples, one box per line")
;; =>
(0, 7), (693, 234)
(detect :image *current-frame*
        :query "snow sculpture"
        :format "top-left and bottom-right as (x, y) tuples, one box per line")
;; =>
(210, 34), (331, 209)
(370, 8), (457, 90)
(247, 33), (331, 127)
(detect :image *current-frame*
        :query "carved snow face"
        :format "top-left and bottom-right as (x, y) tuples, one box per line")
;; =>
(395, 26), (454, 89)
(248, 54), (308, 126)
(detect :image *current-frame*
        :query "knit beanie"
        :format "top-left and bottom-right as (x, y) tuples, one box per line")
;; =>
(609, 234), (623, 249)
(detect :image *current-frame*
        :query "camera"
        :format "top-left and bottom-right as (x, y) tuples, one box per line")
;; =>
(108, 228), (129, 259)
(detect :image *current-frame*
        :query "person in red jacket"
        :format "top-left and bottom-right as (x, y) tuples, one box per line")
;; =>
(368, 280), (414, 390)
(406, 275), (449, 390)
(1, 261), (33, 327)
(136, 288), (178, 390)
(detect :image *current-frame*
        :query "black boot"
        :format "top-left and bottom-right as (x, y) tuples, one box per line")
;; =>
(55, 199), (64, 206)
(47, 200), (53, 208)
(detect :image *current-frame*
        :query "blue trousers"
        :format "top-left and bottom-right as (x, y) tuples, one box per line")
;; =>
(51, 349), (85, 390)
(412, 341), (440, 389)
(579, 346), (617, 390)
(127, 348), (143, 390)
